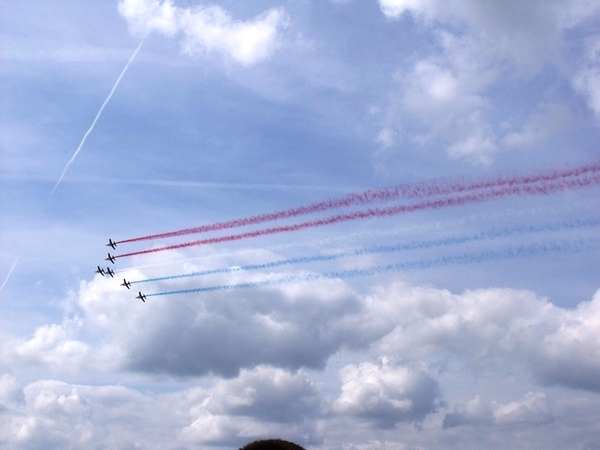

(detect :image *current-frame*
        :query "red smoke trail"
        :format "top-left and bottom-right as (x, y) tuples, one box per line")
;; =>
(114, 173), (600, 260)
(116, 162), (600, 245)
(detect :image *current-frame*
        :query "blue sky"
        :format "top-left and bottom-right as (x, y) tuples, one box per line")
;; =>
(1, 1), (600, 448)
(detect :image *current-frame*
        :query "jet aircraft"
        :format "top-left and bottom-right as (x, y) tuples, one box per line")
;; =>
(121, 279), (131, 289)
(107, 239), (117, 250)
(136, 291), (147, 302)
(105, 267), (115, 278)
(95, 266), (105, 276)
(106, 253), (115, 264)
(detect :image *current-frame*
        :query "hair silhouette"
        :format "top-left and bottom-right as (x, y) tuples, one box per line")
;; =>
(240, 439), (306, 450)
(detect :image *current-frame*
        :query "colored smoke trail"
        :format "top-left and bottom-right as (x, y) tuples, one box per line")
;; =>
(116, 209), (507, 273)
(132, 218), (600, 284)
(147, 238), (600, 297)
(116, 172), (600, 260)
(52, 39), (144, 194)
(117, 161), (600, 244)
(117, 205), (557, 274)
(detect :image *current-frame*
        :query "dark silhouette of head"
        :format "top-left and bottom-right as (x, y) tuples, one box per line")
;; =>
(240, 438), (306, 450)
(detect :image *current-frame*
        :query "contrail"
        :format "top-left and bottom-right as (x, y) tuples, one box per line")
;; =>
(0, 252), (23, 294)
(117, 161), (600, 244)
(52, 39), (144, 194)
(147, 238), (599, 296)
(132, 217), (600, 284)
(115, 172), (600, 259)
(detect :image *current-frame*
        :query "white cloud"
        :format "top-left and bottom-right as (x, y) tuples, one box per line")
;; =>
(0, 375), (22, 410)
(443, 391), (554, 428)
(333, 358), (443, 428)
(534, 290), (600, 391)
(374, 0), (600, 163)
(2, 269), (600, 447)
(573, 38), (600, 121)
(5, 249), (600, 395)
(0, 379), (181, 449)
(0, 366), (320, 449)
(381, 33), (499, 164)
(446, 120), (497, 165)
(72, 254), (370, 377)
(6, 321), (90, 375)
(118, 0), (179, 36)
(117, 0), (289, 66)
(492, 391), (554, 425)
(376, 127), (395, 148)
(178, 6), (288, 66)
(205, 366), (321, 423)
(182, 365), (322, 446)
(370, 284), (600, 392)
(379, 0), (434, 21)
(502, 103), (572, 148)
(9, 252), (600, 394)
(378, 0), (600, 69)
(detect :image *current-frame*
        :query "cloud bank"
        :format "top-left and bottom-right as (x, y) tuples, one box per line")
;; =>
(118, 0), (289, 66)
(375, 0), (600, 163)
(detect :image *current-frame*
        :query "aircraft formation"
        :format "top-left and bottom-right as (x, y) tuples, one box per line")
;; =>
(93, 161), (600, 303)
(95, 265), (114, 278)
(97, 239), (140, 300)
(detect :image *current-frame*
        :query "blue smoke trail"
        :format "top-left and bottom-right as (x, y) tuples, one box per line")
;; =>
(135, 218), (600, 285)
(147, 237), (599, 297)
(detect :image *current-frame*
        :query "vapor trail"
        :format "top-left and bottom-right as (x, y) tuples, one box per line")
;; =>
(52, 39), (144, 194)
(116, 172), (600, 259)
(133, 218), (600, 284)
(148, 238), (599, 296)
(117, 161), (600, 244)
(0, 252), (23, 294)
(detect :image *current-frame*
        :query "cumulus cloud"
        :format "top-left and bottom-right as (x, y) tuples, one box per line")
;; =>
(534, 290), (600, 391)
(0, 366), (321, 449)
(333, 358), (443, 428)
(7, 250), (600, 395)
(0, 379), (181, 449)
(203, 365), (321, 423)
(370, 284), (600, 392)
(374, 0), (600, 163)
(182, 365), (322, 446)
(378, 0), (600, 68)
(381, 31), (500, 163)
(6, 320), (90, 375)
(73, 254), (371, 377)
(0, 375), (22, 411)
(443, 391), (554, 428)
(2, 256), (600, 447)
(118, 0), (289, 66)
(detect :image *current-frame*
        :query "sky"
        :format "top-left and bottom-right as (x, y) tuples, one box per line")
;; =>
(1, 0), (600, 449)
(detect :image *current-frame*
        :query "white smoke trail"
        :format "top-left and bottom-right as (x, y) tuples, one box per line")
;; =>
(0, 252), (23, 294)
(52, 39), (144, 194)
